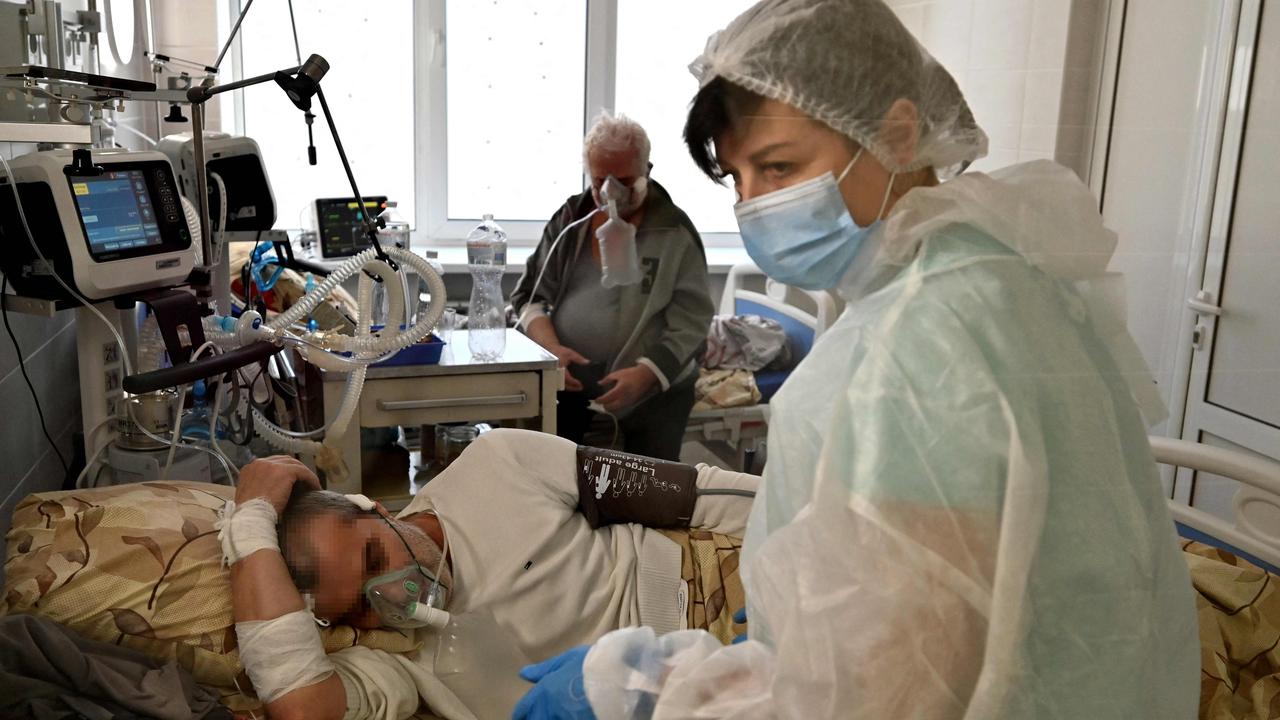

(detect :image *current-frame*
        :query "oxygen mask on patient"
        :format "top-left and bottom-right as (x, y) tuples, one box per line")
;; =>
(346, 493), (451, 630)
(363, 562), (450, 630)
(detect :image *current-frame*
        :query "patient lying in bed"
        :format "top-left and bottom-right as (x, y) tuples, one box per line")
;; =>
(276, 428), (755, 717)
(2, 428), (756, 719)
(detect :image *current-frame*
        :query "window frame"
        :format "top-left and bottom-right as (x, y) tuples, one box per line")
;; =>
(228, 0), (743, 248)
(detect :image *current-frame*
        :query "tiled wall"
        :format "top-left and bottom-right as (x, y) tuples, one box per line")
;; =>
(0, 159), (82, 558)
(0, 0), (156, 582)
(885, 0), (1080, 173)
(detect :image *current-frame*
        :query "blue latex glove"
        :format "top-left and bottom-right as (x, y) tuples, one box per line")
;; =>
(732, 607), (748, 644)
(513, 645), (596, 720)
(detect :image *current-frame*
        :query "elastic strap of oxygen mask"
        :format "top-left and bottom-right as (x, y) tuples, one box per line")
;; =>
(346, 493), (451, 603)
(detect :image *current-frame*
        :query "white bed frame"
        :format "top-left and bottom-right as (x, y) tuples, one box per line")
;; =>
(684, 263), (839, 471)
(1150, 436), (1280, 570)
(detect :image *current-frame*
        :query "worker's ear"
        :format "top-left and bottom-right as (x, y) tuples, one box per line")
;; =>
(877, 98), (920, 168)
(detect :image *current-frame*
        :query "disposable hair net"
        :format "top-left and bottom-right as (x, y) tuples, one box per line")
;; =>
(689, 0), (988, 179)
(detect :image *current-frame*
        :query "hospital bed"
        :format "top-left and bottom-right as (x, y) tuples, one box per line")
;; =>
(1152, 436), (1280, 575)
(2, 437), (1276, 719)
(1151, 436), (1280, 720)
(684, 263), (839, 470)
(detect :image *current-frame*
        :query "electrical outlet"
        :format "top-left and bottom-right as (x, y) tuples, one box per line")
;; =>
(103, 342), (120, 365)
(105, 368), (120, 392)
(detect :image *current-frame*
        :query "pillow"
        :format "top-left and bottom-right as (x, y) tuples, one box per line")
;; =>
(2, 481), (419, 712)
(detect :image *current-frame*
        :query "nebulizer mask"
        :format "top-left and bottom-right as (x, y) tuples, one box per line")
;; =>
(596, 175), (645, 288)
(595, 174), (647, 215)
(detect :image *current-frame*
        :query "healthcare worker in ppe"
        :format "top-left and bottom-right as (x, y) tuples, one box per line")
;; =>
(513, 0), (1200, 718)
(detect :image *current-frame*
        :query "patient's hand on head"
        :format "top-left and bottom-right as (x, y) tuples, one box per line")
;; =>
(277, 486), (448, 630)
(236, 456), (322, 513)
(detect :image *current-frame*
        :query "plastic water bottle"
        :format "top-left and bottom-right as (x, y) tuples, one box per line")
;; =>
(466, 214), (508, 361)
(376, 202), (415, 326)
(377, 201), (411, 250)
(137, 311), (168, 372)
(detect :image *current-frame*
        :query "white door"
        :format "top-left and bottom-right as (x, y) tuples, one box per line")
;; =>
(1177, 0), (1280, 536)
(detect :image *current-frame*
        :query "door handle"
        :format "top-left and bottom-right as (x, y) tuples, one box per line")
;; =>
(377, 393), (527, 411)
(1187, 290), (1222, 316)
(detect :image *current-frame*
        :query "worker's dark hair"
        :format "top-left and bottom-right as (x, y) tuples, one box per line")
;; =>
(683, 77), (769, 185)
(277, 486), (365, 593)
(684, 77), (870, 184)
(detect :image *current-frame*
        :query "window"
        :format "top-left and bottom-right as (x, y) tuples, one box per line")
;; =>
(615, 0), (757, 235)
(444, 2), (587, 222)
(223, 0), (415, 232)
(225, 1), (752, 246)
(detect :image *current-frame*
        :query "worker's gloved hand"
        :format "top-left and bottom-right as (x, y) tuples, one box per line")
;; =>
(732, 607), (748, 644)
(513, 645), (596, 720)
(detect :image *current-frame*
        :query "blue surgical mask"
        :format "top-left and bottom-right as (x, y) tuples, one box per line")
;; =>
(734, 149), (894, 290)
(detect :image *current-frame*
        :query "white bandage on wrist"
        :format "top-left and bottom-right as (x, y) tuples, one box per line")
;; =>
(216, 498), (280, 566)
(236, 609), (335, 703)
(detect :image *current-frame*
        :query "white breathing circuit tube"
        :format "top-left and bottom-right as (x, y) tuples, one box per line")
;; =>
(247, 248), (447, 461)
(251, 267), (376, 457)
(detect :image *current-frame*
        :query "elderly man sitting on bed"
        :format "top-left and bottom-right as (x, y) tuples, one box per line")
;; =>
(224, 427), (755, 720)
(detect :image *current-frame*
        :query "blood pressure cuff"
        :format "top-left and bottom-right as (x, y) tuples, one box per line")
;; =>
(576, 446), (697, 529)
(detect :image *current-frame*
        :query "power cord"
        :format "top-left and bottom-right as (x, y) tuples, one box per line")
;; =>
(588, 400), (621, 448)
(1, 275), (69, 475)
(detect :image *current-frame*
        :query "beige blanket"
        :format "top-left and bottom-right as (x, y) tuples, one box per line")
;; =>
(1184, 541), (1280, 720)
(3, 481), (420, 715)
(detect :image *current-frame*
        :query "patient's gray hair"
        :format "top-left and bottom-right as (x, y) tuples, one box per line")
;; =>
(278, 487), (363, 593)
(583, 111), (650, 175)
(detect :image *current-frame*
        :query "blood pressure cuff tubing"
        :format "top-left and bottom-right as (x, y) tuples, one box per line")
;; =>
(576, 446), (697, 529)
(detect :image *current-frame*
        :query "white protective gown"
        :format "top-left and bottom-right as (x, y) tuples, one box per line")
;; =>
(581, 161), (1201, 719)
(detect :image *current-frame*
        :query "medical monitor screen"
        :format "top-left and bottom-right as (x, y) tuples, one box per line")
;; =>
(71, 170), (163, 255)
(316, 196), (388, 258)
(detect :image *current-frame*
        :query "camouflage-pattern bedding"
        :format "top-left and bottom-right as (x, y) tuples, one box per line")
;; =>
(1184, 541), (1280, 720)
(2, 481), (420, 714)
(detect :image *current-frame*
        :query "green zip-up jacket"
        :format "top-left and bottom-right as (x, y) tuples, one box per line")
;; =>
(511, 179), (714, 390)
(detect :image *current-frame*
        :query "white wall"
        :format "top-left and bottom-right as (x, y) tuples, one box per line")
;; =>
(885, 0), (1076, 171)
(889, 0), (1226, 438)
(151, 0), (224, 134)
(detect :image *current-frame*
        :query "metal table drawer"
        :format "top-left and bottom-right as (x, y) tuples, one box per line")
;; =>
(358, 371), (542, 426)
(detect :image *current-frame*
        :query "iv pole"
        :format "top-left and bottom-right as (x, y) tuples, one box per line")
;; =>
(178, 0), (395, 314)
(182, 55), (395, 317)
